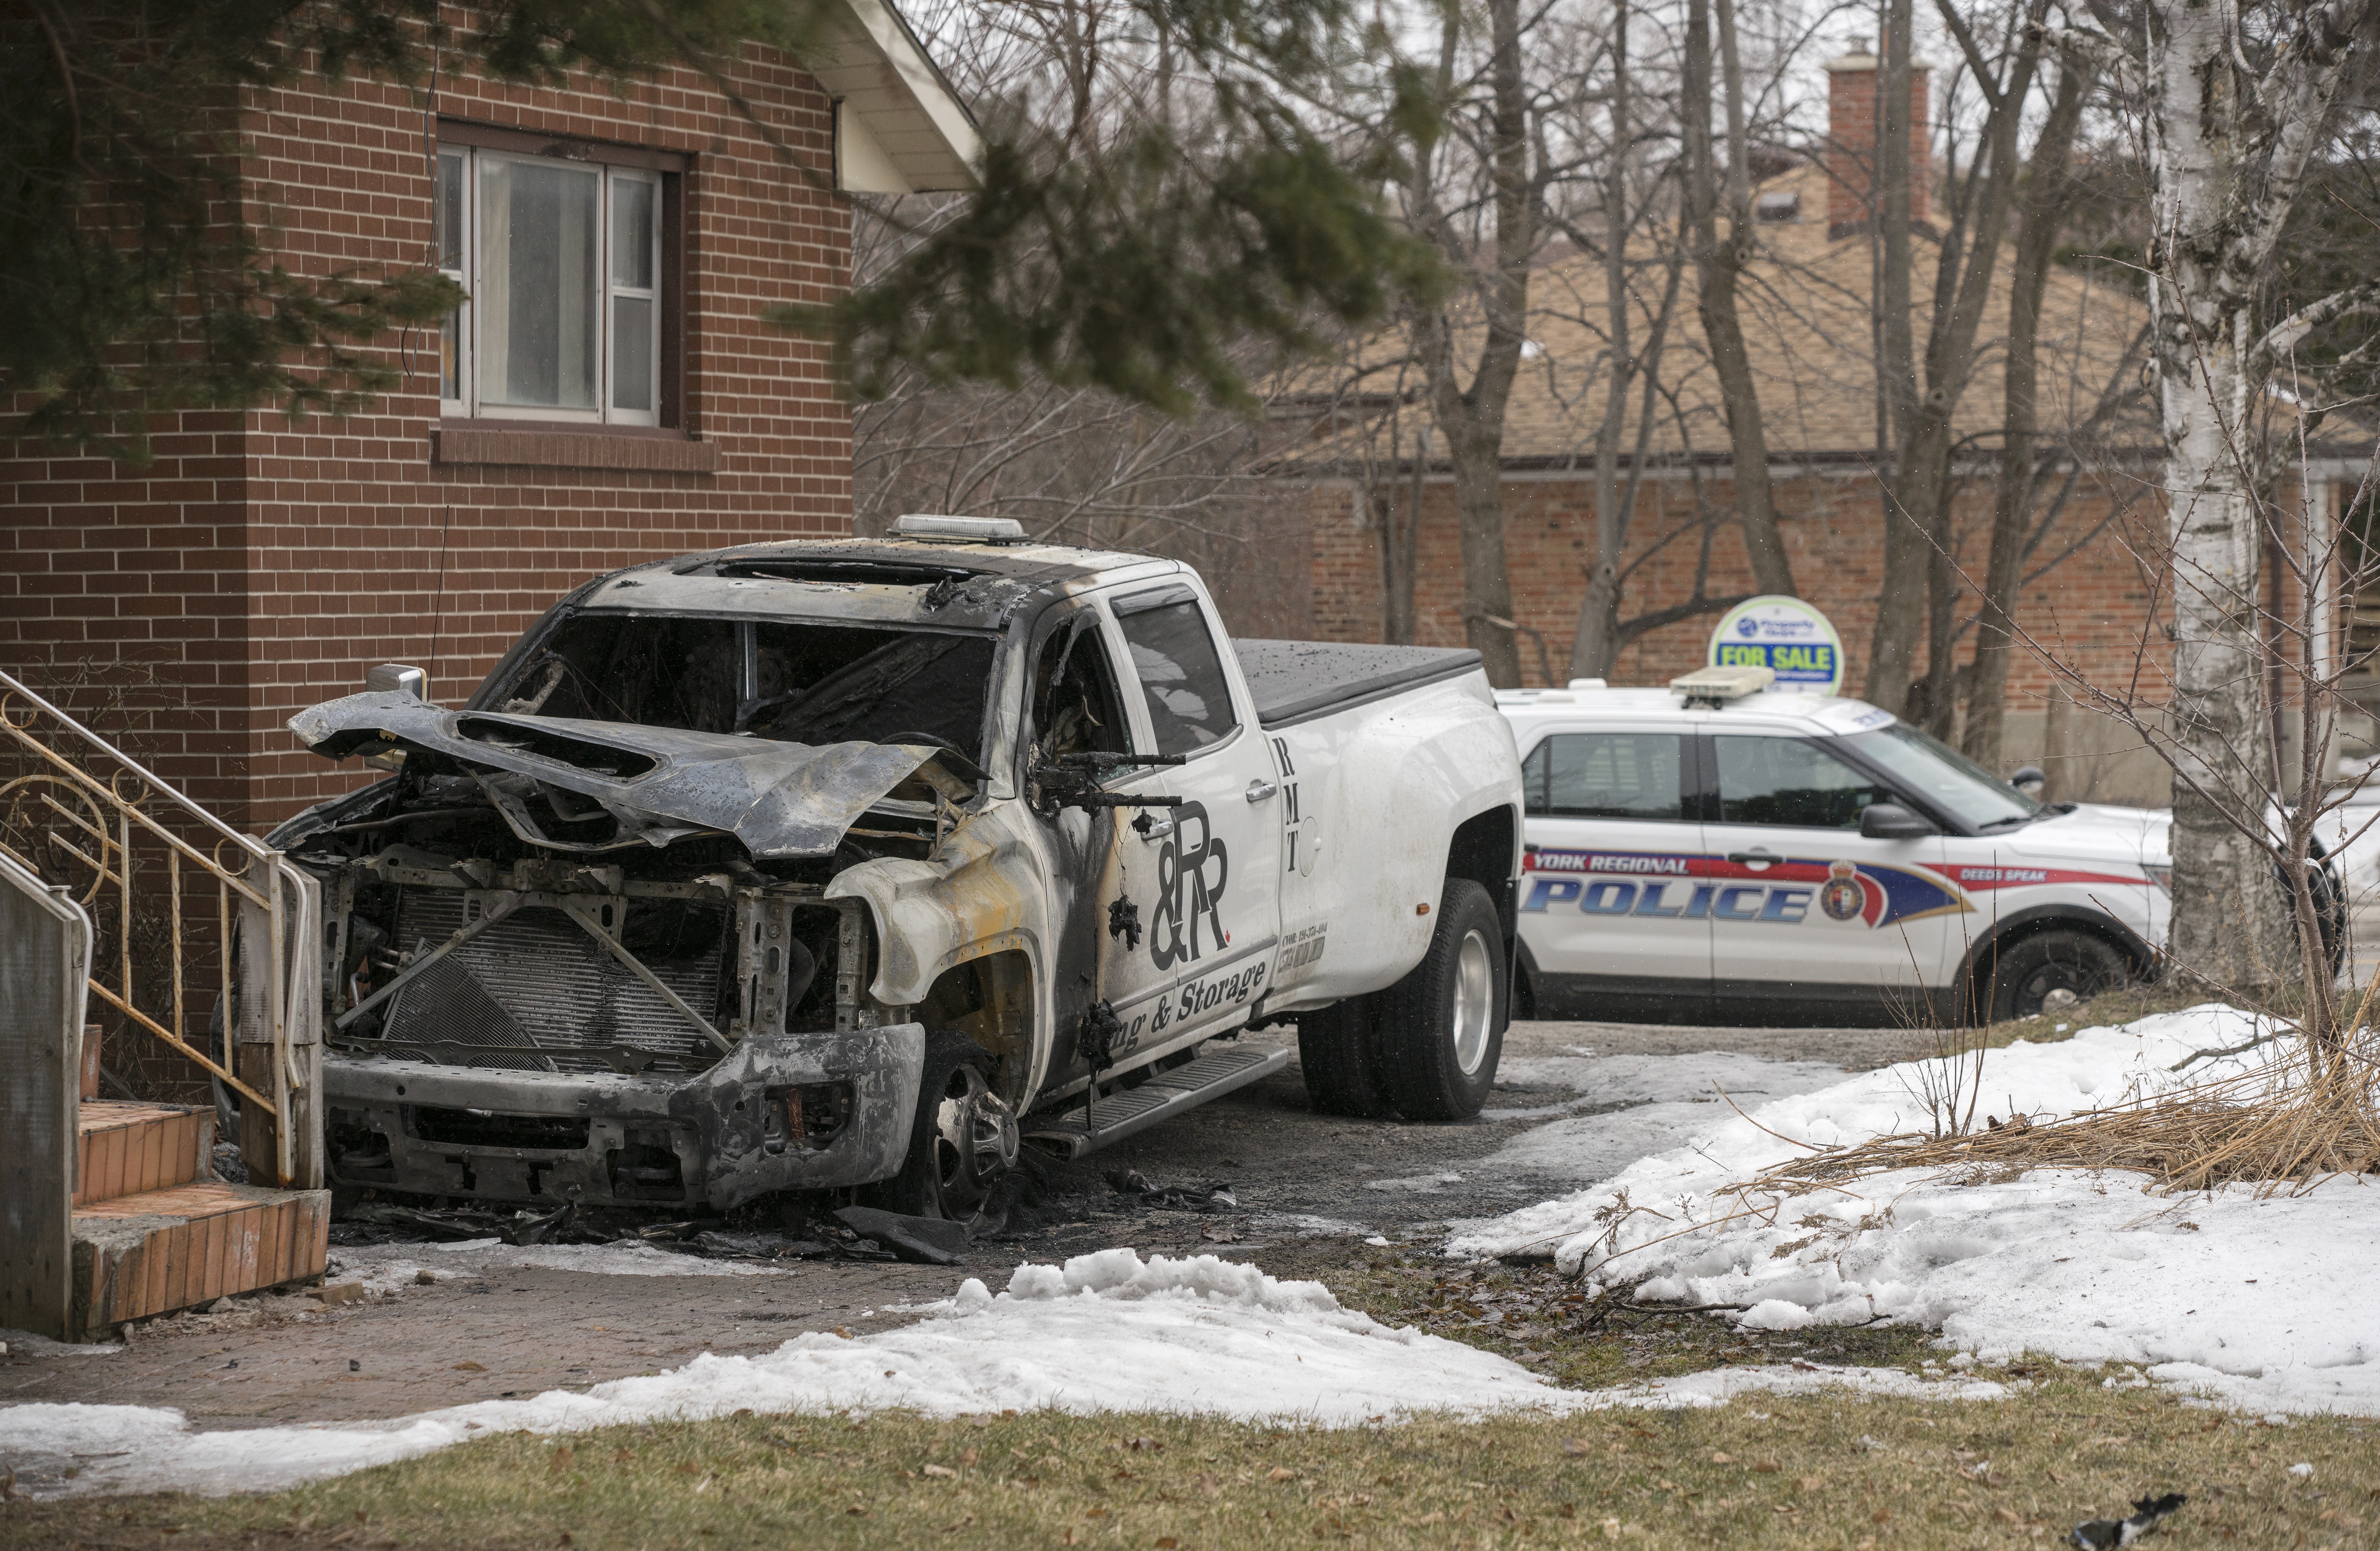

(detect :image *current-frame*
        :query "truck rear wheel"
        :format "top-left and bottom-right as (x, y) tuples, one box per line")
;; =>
(1296, 998), (1394, 1117)
(1372, 879), (1506, 1121)
(866, 1032), (1018, 1223)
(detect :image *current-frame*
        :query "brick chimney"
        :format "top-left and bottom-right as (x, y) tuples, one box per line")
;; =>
(1825, 46), (1930, 235)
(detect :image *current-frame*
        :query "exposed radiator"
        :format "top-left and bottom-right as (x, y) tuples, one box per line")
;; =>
(379, 888), (726, 1073)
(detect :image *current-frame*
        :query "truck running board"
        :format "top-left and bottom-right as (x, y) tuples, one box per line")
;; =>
(1023, 1045), (1291, 1160)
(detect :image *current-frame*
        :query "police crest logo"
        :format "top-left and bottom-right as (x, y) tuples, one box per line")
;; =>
(1819, 859), (1865, 922)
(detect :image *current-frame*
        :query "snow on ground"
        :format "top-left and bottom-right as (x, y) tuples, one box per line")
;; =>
(1390, 1052), (1850, 1188)
(1451, 1007), (2380, 1416)
(327, 1238), (793, 1295)
(0, 1249), (2005, 1499)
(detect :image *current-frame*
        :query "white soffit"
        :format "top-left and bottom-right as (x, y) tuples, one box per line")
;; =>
(808, 0), (981, 193)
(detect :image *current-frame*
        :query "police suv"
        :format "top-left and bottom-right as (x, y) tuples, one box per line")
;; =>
(1499, 666), (2171, 1026)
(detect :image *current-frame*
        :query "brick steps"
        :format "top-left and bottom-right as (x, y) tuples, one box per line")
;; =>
(69, 1105), (328, 1339)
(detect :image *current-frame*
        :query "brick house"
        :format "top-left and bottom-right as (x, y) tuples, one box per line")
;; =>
(1292, 50), (2359, 805)
(0, 0), (977, 833)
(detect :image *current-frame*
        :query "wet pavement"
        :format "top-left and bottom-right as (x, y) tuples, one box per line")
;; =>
(1, 1018), (1931, 1428)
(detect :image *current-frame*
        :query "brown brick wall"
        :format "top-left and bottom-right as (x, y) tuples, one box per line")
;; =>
(1301, 467), (2283, 717)
(2, 43), (853, 832)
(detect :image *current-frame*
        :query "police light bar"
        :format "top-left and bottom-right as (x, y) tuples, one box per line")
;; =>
(1670, 663), (1776, 707)
(893, 513), (1027, 544)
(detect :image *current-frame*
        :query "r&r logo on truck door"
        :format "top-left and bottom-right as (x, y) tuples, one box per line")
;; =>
(1150, 802), (1228, 969)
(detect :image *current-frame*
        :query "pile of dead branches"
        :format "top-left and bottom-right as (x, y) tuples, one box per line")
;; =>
(1736, 1031), (2380, 1200)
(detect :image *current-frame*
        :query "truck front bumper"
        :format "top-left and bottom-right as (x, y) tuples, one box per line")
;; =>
(321, 1025), (925, 1211)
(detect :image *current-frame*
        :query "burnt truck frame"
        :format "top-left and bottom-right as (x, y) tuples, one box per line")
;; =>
(273, 527), (1523, 1222)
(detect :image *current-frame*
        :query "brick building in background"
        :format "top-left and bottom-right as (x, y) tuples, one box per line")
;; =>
(0, 0), (978, 833)
(1291, 49), (2360, 806)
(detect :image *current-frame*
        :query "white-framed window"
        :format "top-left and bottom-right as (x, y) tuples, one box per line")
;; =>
(436, 142), (666, 426)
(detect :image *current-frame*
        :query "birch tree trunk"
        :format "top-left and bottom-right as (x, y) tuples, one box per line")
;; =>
(2145, 1), (2291, 992)
(2134, 0), (2375, 992)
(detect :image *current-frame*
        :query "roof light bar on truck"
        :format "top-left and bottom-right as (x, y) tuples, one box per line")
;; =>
(1669, 663), (1777, 708)
(893, 513), (1028, 543)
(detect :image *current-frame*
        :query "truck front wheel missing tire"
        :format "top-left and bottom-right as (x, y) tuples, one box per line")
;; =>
(867, 1032), (1018, 1224)
(1372, 878), (1507, 1120)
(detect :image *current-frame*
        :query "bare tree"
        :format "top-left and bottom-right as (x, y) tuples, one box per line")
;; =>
(2050, 0), (2380, 996)
(843, 0), (1377, 634)
(1684, 0), (1797, 606)
(1864, 0), (2062, 718)
(1962, 57), (2095, 768)
(1405, 0), (1547, 687)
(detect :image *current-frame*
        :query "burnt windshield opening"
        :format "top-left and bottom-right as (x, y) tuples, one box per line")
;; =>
(485, 613), (998, 761)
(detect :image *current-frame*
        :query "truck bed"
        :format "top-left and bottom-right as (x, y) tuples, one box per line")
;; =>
(1232, 640), (1483, 729)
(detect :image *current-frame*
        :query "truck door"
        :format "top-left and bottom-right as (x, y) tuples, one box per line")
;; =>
(1516, 726), (1712, 1022)
(1022, 606), (1176, 1092)
(1701, 731), (1964, 1024)
(1105, 582), (1284, 1046)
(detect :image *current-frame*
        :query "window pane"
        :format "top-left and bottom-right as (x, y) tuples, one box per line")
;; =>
(612, 176), (655, 290)
(1115, 597), (1236, 755)
(1842, 723), (2036, 828)
(1527, 733), (1685, 819)
(440, 311), (461, 402)
(1032, 617), (1131, 760)
(437, 150), (465, 270)
(612, 296), (653, 411)
(477, 158), (599, 410)
(437, 150), (465, 400)
(1714, 736), (1893, 829)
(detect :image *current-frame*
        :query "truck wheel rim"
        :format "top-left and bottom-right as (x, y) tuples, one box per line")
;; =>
(1452, 928), (1494, 1075)
(932, 1065), (1017, 1214)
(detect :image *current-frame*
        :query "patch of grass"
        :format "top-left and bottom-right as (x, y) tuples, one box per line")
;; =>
(1268, 1247), (1936, 1390)
(6, 1372), (2373, 1550)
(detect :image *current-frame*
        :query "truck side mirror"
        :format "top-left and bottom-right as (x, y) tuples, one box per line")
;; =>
(366, 663), (429, 701)
(1860, 802), (1934, 840)
(2009, 764), (2047, 798)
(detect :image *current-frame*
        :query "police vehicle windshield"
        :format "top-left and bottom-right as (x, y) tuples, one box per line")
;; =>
(1840, 722), (2039, 831)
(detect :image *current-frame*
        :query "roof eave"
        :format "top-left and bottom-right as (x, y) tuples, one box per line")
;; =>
(805, 0), (983, 193)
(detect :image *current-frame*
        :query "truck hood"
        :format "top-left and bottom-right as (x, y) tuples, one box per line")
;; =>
(1985, 802), (2171, 868)
(288, 692), (975, 860)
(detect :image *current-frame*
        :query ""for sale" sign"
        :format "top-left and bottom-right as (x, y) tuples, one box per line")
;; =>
(1708, 595), (1844, 695)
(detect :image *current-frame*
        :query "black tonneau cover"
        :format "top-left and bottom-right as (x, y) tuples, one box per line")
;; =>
(1232, 640), (1482, 729)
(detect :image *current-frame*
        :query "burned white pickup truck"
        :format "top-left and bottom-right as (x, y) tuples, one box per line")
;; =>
(274, 516), (1522, 1223)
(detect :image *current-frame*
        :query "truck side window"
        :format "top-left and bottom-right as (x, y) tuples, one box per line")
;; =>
(1714, 735), (1894, 828)
(1113, 591), (1237, 755)
(1523, 733), (1685, 819)
(1031, 615), (1131, 761)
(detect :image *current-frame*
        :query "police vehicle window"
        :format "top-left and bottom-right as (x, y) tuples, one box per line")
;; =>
(1715, 736), (1894, 829)
(1843, 723), (2037, 829)
(1113, 592), (1237, 755)
(1031, 617), (1132, 763)
(1523, 733), (1686, 819)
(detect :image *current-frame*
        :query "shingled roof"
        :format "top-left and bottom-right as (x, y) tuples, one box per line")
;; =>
(1284, 162), (2157, 476)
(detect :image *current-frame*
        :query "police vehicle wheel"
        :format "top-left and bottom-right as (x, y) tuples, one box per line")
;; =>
(1297, 998), (1394, 1117)
(867, 1032), (1018, 1223)
(1373, 879), (1506, 1121)
(1983, 927), (2130, 1023)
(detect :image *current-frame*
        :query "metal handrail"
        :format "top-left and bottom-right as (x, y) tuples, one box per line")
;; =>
(0, 666), (320, 1186)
